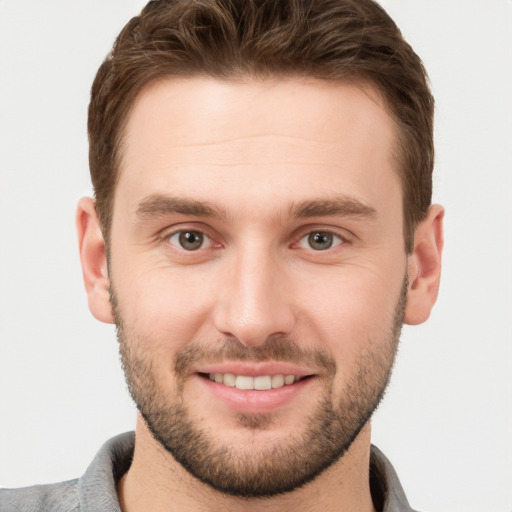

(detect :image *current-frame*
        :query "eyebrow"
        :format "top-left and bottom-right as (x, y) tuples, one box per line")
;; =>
(135, 194), (377, 222)
(136, 195), (227, 220)
(291, 196), (377, 219)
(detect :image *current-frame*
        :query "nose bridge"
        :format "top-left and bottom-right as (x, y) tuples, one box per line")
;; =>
(213, 238), (295, 346)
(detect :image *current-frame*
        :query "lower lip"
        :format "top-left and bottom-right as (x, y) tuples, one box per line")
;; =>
(196, 375), (314, 414)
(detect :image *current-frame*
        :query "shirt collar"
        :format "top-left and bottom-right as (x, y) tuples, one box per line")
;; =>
(78, 433), (414, 511)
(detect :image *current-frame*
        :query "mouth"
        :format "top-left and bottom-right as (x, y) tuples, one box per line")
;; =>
(199, 372), (309, 390)
(195, 365), (317, 414)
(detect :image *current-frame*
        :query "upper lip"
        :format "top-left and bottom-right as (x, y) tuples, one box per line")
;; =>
(194, 362), (317, 377)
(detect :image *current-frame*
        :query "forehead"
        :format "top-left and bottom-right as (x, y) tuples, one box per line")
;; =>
(116, 77), (399, 215)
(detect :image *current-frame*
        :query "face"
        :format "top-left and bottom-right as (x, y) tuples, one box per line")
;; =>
(108, 77), (408, 496)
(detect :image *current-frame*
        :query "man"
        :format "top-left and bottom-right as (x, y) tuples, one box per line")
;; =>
(1, 0), (444, 510)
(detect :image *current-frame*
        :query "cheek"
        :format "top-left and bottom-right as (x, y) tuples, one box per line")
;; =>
(294, 265), (403, 366)
(112, 262), (218, 354)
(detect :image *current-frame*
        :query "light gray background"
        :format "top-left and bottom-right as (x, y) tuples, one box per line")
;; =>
(1, 1), (511, 511)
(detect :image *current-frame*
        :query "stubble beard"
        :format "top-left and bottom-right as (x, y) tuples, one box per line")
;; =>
(111, 277), (407, 498)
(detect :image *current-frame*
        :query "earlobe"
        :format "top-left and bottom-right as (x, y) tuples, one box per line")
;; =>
(404, 204), (445, 325)
(76, 197), (114, 324)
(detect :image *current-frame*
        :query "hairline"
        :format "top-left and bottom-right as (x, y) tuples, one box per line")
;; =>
(101, 72), (416, 255)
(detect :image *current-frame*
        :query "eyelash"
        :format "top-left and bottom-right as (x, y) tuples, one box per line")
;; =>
(166, 229), (218, 251)
(163, 227), (349, 253)
(295, 230), (346, 251)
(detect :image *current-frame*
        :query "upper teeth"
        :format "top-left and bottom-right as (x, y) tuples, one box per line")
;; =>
(208, 373), (299, 390)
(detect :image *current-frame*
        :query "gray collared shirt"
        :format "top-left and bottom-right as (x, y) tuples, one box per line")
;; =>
(0, 432), (416, 511)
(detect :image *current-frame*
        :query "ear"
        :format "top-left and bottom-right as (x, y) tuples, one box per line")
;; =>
(404, 204), (445, 325)
(76, 197), (114, 324)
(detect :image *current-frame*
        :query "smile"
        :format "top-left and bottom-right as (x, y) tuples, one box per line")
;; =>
(206, 373), (305, 390)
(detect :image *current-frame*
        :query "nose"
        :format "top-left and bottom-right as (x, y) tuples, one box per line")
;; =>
(212, 243), (296, 347)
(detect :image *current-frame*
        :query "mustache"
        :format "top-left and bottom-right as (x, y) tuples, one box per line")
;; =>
(174, 335), (336, 379)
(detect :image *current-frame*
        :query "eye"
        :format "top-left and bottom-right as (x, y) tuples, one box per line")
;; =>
(168, 230), (211, 251)
(297, 231), (344, 251)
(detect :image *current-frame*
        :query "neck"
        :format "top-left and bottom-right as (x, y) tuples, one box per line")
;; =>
(117, 416), (376, 512)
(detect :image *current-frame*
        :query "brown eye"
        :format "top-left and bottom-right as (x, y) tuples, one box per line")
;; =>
(169, 230), (207, 251)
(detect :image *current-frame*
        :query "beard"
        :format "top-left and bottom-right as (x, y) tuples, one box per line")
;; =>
(111, 277), (407, 498)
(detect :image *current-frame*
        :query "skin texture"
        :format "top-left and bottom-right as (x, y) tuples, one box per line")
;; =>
(110, 279), (406, 498)
(77, 77), (444, 512)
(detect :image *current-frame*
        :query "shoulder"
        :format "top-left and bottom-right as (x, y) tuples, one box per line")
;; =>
(0, 433), (134, 512)
(0, 479), (79, 512)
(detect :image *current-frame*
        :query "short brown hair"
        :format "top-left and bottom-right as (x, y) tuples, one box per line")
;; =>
(88, 0), (434, 252)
